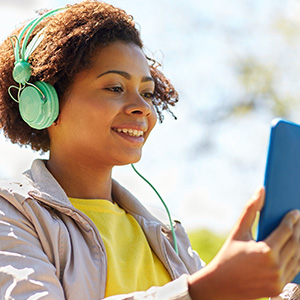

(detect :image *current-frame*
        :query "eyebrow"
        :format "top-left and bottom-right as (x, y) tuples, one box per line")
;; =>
(97, 70), (154, 83)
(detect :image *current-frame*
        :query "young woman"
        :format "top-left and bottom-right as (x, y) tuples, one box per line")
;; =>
(0, 1), (299, 299)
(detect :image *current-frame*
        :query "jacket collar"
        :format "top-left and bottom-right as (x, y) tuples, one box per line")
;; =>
(26, 159), (163, 225)
(25, 159), (70, 206)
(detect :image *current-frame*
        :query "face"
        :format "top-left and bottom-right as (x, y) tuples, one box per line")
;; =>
(49, 41), (157, 168)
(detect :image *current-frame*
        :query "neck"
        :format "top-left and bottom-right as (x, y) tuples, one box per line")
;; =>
(46, 153), (113, 202)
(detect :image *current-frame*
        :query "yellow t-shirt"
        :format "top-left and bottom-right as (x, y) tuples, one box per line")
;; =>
(69, 198), (171, 297)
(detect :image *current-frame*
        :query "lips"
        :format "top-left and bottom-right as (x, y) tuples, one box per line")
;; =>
(113, 128), (144, 137)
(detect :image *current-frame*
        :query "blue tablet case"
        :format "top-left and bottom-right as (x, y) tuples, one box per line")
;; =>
(257, 118), (300, 284)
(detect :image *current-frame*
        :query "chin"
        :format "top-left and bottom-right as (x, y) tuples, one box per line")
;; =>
(129, 157), (142, 164)
(115, 153), (142, 166)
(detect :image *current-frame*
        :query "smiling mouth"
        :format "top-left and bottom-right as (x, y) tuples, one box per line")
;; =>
(113, 128), (144, 137)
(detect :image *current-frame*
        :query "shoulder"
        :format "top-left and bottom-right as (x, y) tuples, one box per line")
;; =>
(0, 172), (36, 218)
(0, 172), (34, 201)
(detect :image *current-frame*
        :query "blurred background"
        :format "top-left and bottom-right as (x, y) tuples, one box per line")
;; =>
(1, 1), (300, 264)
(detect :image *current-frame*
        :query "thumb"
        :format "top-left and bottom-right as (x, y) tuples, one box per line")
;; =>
(231, 187), (265, 241)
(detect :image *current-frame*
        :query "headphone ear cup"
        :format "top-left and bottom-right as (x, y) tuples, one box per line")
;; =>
(19, 81), (59, 130)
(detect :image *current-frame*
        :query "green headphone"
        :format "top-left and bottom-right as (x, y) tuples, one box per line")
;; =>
(8, 8), (66, 130)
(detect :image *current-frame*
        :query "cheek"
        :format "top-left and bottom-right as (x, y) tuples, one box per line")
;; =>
(151, 105), (158, 125)
(147, 108), (158, 135)
(61, 94), (112, 125)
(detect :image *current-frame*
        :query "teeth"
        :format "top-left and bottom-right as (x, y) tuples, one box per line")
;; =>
(116, 128), (144, 137)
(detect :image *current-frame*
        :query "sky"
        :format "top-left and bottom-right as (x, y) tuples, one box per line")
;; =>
(0, 0), (298, 233)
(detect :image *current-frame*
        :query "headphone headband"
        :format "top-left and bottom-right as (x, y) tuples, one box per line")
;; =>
(20, 8), (67, 61)
(13, 7), (67, 64)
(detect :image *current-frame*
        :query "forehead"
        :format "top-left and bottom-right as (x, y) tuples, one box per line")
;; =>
(89, 41), (151, 77)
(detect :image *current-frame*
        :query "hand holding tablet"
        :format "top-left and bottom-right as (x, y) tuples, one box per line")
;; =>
(257, 118), (300, 283)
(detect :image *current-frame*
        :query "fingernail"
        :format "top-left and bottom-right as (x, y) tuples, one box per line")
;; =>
(292, 210), (300, 219)
(253, 187), (262, 197)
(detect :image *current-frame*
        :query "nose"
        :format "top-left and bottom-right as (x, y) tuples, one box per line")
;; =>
(124, 93), (153, 117)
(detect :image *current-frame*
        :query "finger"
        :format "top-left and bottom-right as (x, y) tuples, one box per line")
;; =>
(280, 220), (300, 282)
(232, 187), (265, 241)
(283, 255), (300, 285)
(280, 237), (298, 270)
(279, 219), (300, 266)
(266, 210), (300, 252)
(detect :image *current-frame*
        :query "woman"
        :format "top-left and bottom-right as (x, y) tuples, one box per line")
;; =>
(0, 1), (299, 299)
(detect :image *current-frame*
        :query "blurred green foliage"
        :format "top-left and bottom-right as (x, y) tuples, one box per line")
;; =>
(188, 229), (226, 264)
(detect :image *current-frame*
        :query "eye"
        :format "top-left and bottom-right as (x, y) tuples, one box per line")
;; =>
(142, 92), (155, 100)
(107, 86), (123, 93)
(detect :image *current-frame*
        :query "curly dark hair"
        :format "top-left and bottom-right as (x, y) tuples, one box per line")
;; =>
(0, 0), (178, 152)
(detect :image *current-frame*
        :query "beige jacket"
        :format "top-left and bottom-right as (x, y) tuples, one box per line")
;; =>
(0, 159), (204, 300)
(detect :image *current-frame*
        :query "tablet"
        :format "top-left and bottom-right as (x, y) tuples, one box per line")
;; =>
(257, 118), (300, 284)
